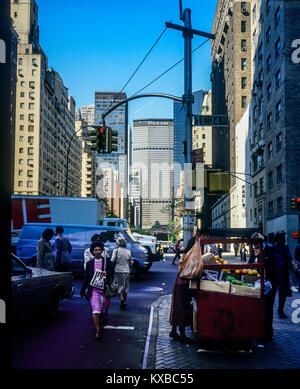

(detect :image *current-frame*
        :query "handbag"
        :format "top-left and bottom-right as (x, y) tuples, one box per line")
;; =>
(179, 239), (204, 280)
(104, 255), (118, 298)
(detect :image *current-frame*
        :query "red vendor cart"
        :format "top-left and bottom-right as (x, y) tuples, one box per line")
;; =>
(195, 235), (266, 342)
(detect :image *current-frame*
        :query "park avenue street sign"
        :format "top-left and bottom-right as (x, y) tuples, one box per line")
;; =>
(193, 115), (229, 127)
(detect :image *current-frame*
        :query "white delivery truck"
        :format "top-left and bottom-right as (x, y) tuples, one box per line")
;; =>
(11, 195), (105, 246)
(132, 232), (162, 261)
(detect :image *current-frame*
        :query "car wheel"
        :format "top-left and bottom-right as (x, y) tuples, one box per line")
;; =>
(49, 289), (60, 316)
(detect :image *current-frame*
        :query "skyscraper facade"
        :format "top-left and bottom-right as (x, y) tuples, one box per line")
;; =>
(132, 119), (174, 229)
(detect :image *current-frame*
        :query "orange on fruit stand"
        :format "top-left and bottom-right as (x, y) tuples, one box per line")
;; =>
(241, 269), (248, 275)
(235, 269), (241, 275)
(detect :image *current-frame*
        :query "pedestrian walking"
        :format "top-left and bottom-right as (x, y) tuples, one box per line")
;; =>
(240, 243), (248, 262)
(233, 243), (239, 257)
(80, 242), (114, 339)
(172, 240), (181, 265)
(111, 238), (133, 309)
(264, 231), (292, 324)
(53, 226), (72, 272)
(217, 244), (223, 259)
(36, 228), (55, 270)
(84, 233), (109, 270)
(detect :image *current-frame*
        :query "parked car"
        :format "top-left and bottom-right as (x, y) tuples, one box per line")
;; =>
(11, 252), (74, 320)
(16, 223), (151, 276)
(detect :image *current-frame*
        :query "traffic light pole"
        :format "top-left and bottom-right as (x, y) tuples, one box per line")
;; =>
(166, 9), (215, 246)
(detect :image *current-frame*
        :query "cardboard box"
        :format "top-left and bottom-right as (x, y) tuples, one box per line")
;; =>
(230, 284), (261, 298)
(199, 280), (231, 294)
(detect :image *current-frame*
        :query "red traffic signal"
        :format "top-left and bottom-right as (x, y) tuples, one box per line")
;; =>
(99, 127), (104, 133)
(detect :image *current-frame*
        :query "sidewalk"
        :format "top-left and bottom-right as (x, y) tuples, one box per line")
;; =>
(145, 253), (300, 369)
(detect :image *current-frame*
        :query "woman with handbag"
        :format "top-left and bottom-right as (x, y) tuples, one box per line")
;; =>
(80, 242), (114, 339)
(111, 238), (133, 309)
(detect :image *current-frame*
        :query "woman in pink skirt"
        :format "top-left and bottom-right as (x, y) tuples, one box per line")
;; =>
(80, 242), (114, 339)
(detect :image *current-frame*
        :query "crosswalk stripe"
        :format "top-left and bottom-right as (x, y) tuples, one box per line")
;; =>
(103, 326), (135, 330)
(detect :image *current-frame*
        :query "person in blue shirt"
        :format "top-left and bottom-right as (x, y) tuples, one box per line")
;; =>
(53, 226), (72, 272)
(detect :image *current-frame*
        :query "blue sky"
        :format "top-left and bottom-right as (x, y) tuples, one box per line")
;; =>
(38, 0), (217, 125)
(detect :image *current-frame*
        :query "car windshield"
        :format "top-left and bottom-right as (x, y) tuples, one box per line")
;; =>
(124, 229), (138, 243)
(11, 256), (27, 277)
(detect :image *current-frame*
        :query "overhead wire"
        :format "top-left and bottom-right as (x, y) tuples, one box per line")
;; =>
(102, 25), (169, 118)
(130, 38), (210, 98)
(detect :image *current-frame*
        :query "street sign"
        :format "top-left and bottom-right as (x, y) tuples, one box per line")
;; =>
(183, 210), (195, 229)
(193, 115), (229, 127)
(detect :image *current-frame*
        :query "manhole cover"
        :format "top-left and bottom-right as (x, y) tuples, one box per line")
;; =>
(140, 287), (163, 292)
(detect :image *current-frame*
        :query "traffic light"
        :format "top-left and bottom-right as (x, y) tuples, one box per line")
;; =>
(107, 127), (118, 153)
(290, 197), (300, 210)
(88, 126), (107, 153)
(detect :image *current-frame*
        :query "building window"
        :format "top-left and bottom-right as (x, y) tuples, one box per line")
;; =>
(268, 201), (273, 217)
(241, 2), (247, 12)
(241, 96), (247, 108)
(267, 112), (272, 131)
(266, 26), (271, 43)
(202, 134), (206, 139)
(258, 96), (264, 115)
(27, 170), (33, 177)
(274, 7), (280, 27)
(275, 38), (280, 58)
(266, 55), (271, 72)
(29, 92), (35, 99)
(27, 181), (33, 188)
(252, 4), (256, 20)
(276, 100), (282, 121)
(277, 197), (283, 215)
(29, 103), (34, 110)
(276, 132), (282, 152)
(20, 125), (24, 131)
(28, 159), (34, 167)
(19, 159), (23, 165)
(18, 181), (23, 187)
(268, 171), (273, 189)
(258, 44), (263, 60)
(20, 81), (25, 87)
(267, 142), (273, 159)
(241, 21), (246, 33)
(259, 178), (264, 194)
(28, 125), (34, 132)
(28, 136), (34, 145)
(29, 81), (35, 88)
(254, 182), (258, 197)
(275, 69), (281, 89)
(19, 136), (24, 142)
(241, 40), (247, 51)
(276, 164), (282, 184)
(241, 77), (247, 89)
(18, 170), (23, 176)
(20, 91), (25, 98)
(20, 102), (24, 108)
(18, 58), (22, 65)
(28, 147), (34, 155)
(20, 114), (24, 120)
(267, 83), (272, 101)
(241, 58), (247, 70)
(28, 114), (34, 122)
(19, 148), (23, 153)
(266, 0), (270, 14)
(32, 69), (37, 76)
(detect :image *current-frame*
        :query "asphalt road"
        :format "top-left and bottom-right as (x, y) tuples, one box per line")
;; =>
(12, 254), (178, 369)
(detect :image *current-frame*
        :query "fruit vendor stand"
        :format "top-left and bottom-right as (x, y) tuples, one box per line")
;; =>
(190, 233), (266, 342)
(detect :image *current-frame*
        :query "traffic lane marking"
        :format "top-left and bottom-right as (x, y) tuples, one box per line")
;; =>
(103, 326), (135, 330)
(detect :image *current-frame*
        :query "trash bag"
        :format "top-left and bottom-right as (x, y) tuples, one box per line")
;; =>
(179, 240), (203, 280)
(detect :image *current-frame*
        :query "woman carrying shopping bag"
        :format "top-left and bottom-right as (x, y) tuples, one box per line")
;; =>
(111, 238), (133, 309)
(80, 242), (114, 339)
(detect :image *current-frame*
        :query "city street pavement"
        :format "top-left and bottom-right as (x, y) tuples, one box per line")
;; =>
(145, 253), (300, 369)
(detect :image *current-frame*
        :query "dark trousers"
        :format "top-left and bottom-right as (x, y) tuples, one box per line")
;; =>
(172, 252), (181, 264)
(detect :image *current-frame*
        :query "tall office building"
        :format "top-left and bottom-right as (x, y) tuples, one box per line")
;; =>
(94, 92), (128, 217)
(248, 0), (300, 253)
(10, 0), (81, 196)
(211, 0), (252, 181)
(76, 105), (95, 125)
(132, 119), (174, 229)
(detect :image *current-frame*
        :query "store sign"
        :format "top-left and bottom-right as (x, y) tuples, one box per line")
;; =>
(184, 210), (195, 229)
(242, 184), (246, 207)
(193, 115), (229, 127)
